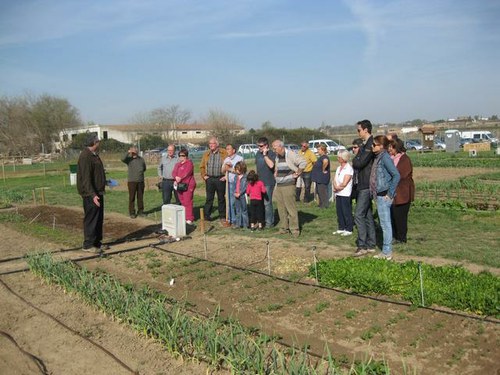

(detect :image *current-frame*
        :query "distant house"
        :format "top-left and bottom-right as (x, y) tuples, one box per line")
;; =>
(401, 127), (419, 134)
(56, 123), (245, 149)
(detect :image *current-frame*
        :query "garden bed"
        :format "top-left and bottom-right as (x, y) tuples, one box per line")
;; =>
(1, 205), (499, 374)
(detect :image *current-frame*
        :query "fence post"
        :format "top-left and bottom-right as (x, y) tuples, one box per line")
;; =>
(32, 189), (36, 205)
(418, 262), (425, 307)
(200, 208), (205, 233)
(204, 234), (208, 260)
(266, 241), (271, 275)
(312, 246), (319, 285)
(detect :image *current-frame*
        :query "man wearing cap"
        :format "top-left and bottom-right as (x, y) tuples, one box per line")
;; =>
(77, 133), (108, 253)
(122, 145), (147, 218)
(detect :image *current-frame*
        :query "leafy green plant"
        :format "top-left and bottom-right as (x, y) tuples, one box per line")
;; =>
(312, 258), (500, 317)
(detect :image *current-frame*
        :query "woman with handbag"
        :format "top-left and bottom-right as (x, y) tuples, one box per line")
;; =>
(172, 148), (197, 225)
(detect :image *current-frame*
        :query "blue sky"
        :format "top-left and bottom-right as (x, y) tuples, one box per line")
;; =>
(1, 0), (499, 128)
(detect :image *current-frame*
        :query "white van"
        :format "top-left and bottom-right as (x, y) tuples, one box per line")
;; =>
(237, 144), (258, 155)
(308, 139), (345, 155)
(459, 131), (498, 145)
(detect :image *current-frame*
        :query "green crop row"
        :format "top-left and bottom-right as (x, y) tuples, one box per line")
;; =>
(408, 152), (500, 168)
(27, 253), (390, 375)
(312, 258), (499, 318)
(416, 175), (500, 195)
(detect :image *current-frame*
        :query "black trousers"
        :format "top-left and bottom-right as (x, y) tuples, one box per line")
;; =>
(128, 181), (144, 215)
(391, 202), (411, 242)
(249, 199), (265, 225)
(162, 179), (179, 205)
(204, 176), (226, 220)
(82, 195), (104, 249)
(302, 172), (313, 202)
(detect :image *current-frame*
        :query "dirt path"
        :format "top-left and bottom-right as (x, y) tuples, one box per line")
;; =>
(0, 206), (499, 374)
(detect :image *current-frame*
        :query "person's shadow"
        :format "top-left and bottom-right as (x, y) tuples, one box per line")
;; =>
(298, 210), (318, 228)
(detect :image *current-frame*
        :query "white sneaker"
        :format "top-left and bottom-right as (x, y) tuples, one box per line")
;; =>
(341, 231), (353, 236)
(333, 230), (346, 235)
(373, 253), (393, 260)
(186, 220), (193, 225)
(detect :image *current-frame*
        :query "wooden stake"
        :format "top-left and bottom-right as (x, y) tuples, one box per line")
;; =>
(32, 189), (36, 205)
(200, 208), (205, 233)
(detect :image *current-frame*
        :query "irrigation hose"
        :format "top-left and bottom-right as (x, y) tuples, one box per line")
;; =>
(0, 330), (49, 375)
(0, 233), (161, 264)
(150, 242), (500, 325)
(0, 277), (139, 374)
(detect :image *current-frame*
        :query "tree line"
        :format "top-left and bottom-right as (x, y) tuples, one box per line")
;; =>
(0, 94), (331, 156)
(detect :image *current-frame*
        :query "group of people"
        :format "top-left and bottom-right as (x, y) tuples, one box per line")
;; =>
(77, 120), (414, 259)
(337, 120), (415, 260)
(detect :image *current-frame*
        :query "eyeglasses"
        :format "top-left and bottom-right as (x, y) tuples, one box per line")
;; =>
(352, 146), (359, 149)
(257, 144), (265, 147)
(179, 154), (187, 157)
(372, 144), (380, 148)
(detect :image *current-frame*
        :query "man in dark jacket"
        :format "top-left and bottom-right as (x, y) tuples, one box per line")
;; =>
(352, 120), (376, 256)
(122, 146), (147, 218)
(77, 134), (108, 253)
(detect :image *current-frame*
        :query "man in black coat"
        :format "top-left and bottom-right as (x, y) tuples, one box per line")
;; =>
(77, 134), (108, 253)
(352, 120), (376, 256)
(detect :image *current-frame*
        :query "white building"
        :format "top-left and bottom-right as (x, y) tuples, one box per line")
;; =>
(57, 123), (245, 149)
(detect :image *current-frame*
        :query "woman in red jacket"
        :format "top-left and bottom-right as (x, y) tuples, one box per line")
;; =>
(172, 149), (197, 225)
(388, 139), (415, 243)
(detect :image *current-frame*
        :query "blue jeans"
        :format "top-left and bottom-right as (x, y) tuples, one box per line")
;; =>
(376, 196), (393, 255)
(264, 184), (275, 227)
(234, 195), (249, 228)
(354, 189), (376, 249)
(227, 181), (236, 224)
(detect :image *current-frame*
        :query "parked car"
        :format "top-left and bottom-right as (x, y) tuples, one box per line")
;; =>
(308, 139), (345, 155)
(237, 144), (258, 155)
(285, 143), (300, 152)
(405, 140), (424, 151)
(434, 139), (446, 150)
(188, 145), (208, 159)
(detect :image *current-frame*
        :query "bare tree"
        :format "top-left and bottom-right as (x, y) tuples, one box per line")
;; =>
(130, 105), (191, 142)
(0, 96), (32, 155)
(0, 93), (82, 156)
(29, 94), (82, 152)
(204, 109), (243, 144)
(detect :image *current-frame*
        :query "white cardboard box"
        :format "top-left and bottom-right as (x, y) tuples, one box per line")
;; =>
(161, 204), (186, 237)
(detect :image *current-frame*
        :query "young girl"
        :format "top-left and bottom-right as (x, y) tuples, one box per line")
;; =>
(246, 169), (267, 230)
(233, 161), (249, 229)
